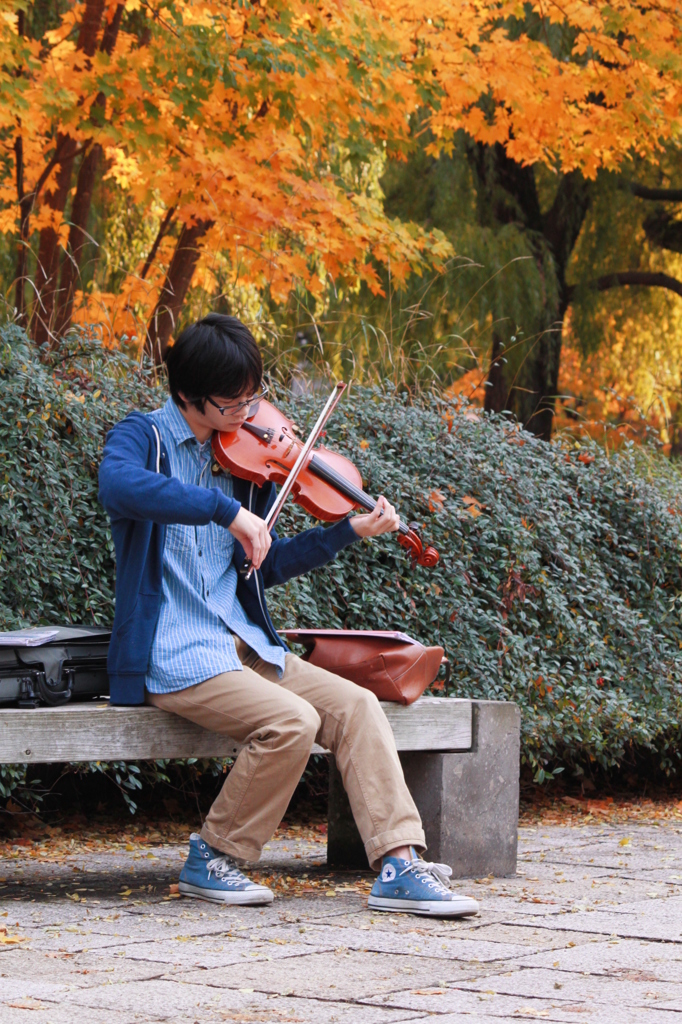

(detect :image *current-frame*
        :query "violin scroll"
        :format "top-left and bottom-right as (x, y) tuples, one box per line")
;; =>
(398, 523), (440, 569)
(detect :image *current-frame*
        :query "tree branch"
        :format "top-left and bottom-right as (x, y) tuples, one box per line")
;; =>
(145, 218), (214, 364)
(629, 183), (682, 202)
(566, 271), (682, 303)
(643, 209), (682, 254)
(29, 135), (81, 207)
(140, 205), (176, 280)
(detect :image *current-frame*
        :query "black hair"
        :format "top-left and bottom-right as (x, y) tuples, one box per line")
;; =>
(164, 313), (262, 411)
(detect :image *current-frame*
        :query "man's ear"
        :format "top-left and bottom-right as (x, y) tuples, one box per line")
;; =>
(177, 391), (205, 413)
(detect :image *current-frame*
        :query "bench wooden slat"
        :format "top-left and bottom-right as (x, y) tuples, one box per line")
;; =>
(0, 696), (472, 763)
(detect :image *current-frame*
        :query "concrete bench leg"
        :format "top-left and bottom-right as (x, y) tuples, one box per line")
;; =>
(327, 700), (520, 877)
(327, 756), (367, 869)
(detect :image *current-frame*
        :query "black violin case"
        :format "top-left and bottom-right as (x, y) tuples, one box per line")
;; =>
(0, 626), (110, 707)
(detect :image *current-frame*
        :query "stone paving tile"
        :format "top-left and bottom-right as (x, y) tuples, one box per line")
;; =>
(463, 964), (682, 1004)
(4, 921), (149, 953)
(397, 1010), (682, 1024)
(364, 982), (682, 1022)
(656, 1000), (682, 1014)
(0, 943), (194, 986)
(504, 896), (682, 943)
(519, 826), (682, 874)
(0, 976), (71, 1002)
(55, 977), (268, 1017)
(56, 977), (423, 1021)
(512, 935), (682, 981)
(465, 924), (604, 950)
(291, 907), (482, 937)
(3, 933), (321, 978)
(171, 948), (487, 1000)
(0, 1005), (140, 1024)
(166, 1006), (426, 1024)
(113, 933), (336, 969)
(127, 999), (427, 1024)
(494, 861), (682, 894)
(279, 921), (532, 961)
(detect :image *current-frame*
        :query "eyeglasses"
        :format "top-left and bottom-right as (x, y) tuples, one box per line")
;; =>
(205, 383), (269, 416)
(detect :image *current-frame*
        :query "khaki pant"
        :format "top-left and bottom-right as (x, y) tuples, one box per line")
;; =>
(146, 638), (425, 870)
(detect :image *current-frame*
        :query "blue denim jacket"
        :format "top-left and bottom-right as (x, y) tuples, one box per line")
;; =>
(98, 410), (358, 704)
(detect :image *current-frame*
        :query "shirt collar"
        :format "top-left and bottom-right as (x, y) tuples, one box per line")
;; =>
(160, 397), (201, 448)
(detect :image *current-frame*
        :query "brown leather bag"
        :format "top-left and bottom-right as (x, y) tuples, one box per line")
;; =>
(279, 629), (448, 705)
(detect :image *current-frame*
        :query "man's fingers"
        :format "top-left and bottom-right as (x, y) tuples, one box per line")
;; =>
(374, 496), (399, 533)
(250, 524), (271, 569)
(228, 508), (273, 569)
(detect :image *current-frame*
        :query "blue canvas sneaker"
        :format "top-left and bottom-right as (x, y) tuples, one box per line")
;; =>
(368, 849), (479, 917)
(178, 833), (274, 906)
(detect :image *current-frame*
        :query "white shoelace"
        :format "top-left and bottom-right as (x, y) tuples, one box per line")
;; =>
(399, 856), (453, 894)
(206, 854), (249, 884)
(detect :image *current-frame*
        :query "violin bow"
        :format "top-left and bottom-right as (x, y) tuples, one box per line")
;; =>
(242, 381), (347, 579)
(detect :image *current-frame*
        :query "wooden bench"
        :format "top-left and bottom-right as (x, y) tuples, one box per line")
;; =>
(0, 696), (520, 877)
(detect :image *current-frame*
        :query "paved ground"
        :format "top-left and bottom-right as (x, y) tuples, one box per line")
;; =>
(1, 819), (682, 1023)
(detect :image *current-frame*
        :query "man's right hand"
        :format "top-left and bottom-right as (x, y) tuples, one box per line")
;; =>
(228, 507), (272, 570)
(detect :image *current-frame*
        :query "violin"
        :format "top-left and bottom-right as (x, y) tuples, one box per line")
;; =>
(211, 389), (439, 569)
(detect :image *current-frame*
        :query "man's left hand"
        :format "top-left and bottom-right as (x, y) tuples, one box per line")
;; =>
(350, 495), (400, 538)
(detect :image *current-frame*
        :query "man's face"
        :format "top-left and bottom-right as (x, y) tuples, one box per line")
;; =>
(176, 383), (265, 440)
(199, 387), (262, 433)
(202, 387), (253, 428)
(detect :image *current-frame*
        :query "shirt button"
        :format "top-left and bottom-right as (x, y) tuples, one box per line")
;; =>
(198, 550), (203, 557)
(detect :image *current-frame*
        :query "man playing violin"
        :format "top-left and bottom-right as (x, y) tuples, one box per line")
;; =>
(99, 313), (478, 917)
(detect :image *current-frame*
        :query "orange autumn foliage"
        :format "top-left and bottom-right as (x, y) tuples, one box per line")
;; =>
(0, 1), (680, 354)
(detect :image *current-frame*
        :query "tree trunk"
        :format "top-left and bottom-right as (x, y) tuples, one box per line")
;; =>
(29, 0), (114, 344)
(31, 135), (79, 346)
(52, 3), (125, 337)
(511, 320), (563, 439)
(468, 146), (592, 439)
(101, 3), (124, 54)
(527, 171), (592, 439)
(484, 331), (508, 414)
(12, 10), (27, 323)
(55, 142), (103, 336)
(13, 134), (32, 324)
(77, 0), (106, 56)
(145, 219), (214, 364)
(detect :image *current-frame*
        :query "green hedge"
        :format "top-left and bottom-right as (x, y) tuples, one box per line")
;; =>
(1, 323), (681, 799)
(0, 324), (160, 631)
(272, 389), (682, 781)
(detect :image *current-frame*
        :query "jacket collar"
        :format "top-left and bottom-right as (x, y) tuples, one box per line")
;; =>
(160, 397), (198, 448)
